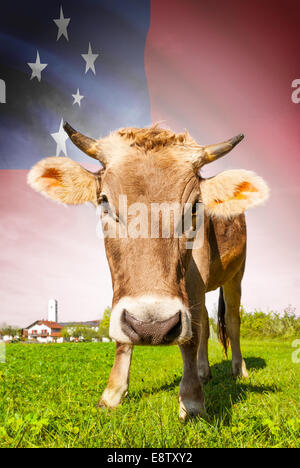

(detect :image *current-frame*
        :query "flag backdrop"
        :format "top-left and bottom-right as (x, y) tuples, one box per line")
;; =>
(0, 0), (299, 325)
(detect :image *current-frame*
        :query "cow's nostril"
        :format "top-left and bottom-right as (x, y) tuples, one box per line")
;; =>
(121, 309), (141, 344)
(163, 311), (182, 343)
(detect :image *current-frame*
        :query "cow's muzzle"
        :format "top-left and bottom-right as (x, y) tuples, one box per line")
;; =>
(121, 310), (182, 345)
(109, 296), (192, 345)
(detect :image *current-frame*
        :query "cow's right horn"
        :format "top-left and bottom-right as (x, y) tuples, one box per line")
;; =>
(63, 122), (107, 166)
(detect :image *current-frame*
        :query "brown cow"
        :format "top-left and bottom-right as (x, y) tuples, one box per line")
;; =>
(28, 123), (269, 419)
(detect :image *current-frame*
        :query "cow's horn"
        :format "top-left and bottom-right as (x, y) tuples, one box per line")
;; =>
(63, 122), (107, 166)
(198, 133), (244, 167)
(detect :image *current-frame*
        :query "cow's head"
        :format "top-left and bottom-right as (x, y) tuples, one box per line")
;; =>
(28, 123), (269, 345)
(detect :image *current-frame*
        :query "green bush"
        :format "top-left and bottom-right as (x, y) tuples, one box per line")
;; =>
(240, 305), (300, 338)
(209, 305), (300, 339)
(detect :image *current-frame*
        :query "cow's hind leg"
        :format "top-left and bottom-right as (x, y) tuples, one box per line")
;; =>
(222, 270), (248, 378)
(197, 305), (212, 383)
(98, 343), (133, 409)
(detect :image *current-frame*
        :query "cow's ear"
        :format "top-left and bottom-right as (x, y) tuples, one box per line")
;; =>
(27, 157), (100, 205)
(200, 169), (269, 218)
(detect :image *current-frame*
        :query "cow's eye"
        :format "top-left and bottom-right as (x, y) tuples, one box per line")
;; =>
(99, 194), (112, 216)
(99, 194), (119, 221)
(99, 194), (108, 204)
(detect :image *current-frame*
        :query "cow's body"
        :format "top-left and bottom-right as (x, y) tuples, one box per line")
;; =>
(200, 215), (246, 293)
(28, 124), (268, 419)
(101, 213), (247, 417)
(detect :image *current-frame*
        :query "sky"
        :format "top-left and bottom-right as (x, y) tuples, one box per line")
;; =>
(0, 0), (299, 326)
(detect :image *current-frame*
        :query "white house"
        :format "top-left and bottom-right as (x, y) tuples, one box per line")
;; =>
(23, 320), (63, 343)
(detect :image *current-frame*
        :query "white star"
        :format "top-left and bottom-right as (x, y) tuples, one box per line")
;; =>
(81, 42), (99, 74)
(72, 88), (84, 106)
(27, 50), (47, 82)
(51, 119), (68, 156)
(53, 6), (70, 41)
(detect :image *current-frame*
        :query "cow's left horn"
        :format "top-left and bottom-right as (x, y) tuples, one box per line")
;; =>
(63, 122), (107, 166)
(197, 133), (244, 168)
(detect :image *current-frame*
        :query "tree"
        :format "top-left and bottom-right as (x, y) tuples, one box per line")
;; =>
(72, 326), (85, 340)
(70, 326), (98, 342)
(61, 328), (71, 341)
(81, 327), (98, 342)
(0, 324), (21, 340)
(98, 307), (112, 339)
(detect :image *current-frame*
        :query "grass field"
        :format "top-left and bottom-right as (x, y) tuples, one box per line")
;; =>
(0, 339), (299, 448)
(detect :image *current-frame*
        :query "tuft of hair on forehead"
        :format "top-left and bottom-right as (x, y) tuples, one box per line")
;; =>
(117, 123), (199, 152)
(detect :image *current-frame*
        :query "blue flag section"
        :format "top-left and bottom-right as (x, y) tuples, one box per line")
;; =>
(0, 0), (151, 168)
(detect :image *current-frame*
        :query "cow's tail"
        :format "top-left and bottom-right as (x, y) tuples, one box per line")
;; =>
(217, 287), (229, 358)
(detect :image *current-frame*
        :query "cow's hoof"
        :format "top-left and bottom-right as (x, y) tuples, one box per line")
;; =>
(179, 397), (206, 421)
(97, 396), (119, 409)
(97, 388), (128, 409)
(231, 359), (249, 379)
(97, 399), (112, 409)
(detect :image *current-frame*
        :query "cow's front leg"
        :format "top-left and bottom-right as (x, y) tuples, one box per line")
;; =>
(98, 343), (133, 409)
(179, 339), (206, 420)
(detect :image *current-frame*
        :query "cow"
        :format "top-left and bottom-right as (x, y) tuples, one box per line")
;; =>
(28, 123), (269, 419)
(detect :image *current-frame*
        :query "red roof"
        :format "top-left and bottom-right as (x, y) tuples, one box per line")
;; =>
(38, 321), (63, 329)
(25, 320), (63, 330)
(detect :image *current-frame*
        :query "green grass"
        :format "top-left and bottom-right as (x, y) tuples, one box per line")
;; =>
(0, 339), (299, 448)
